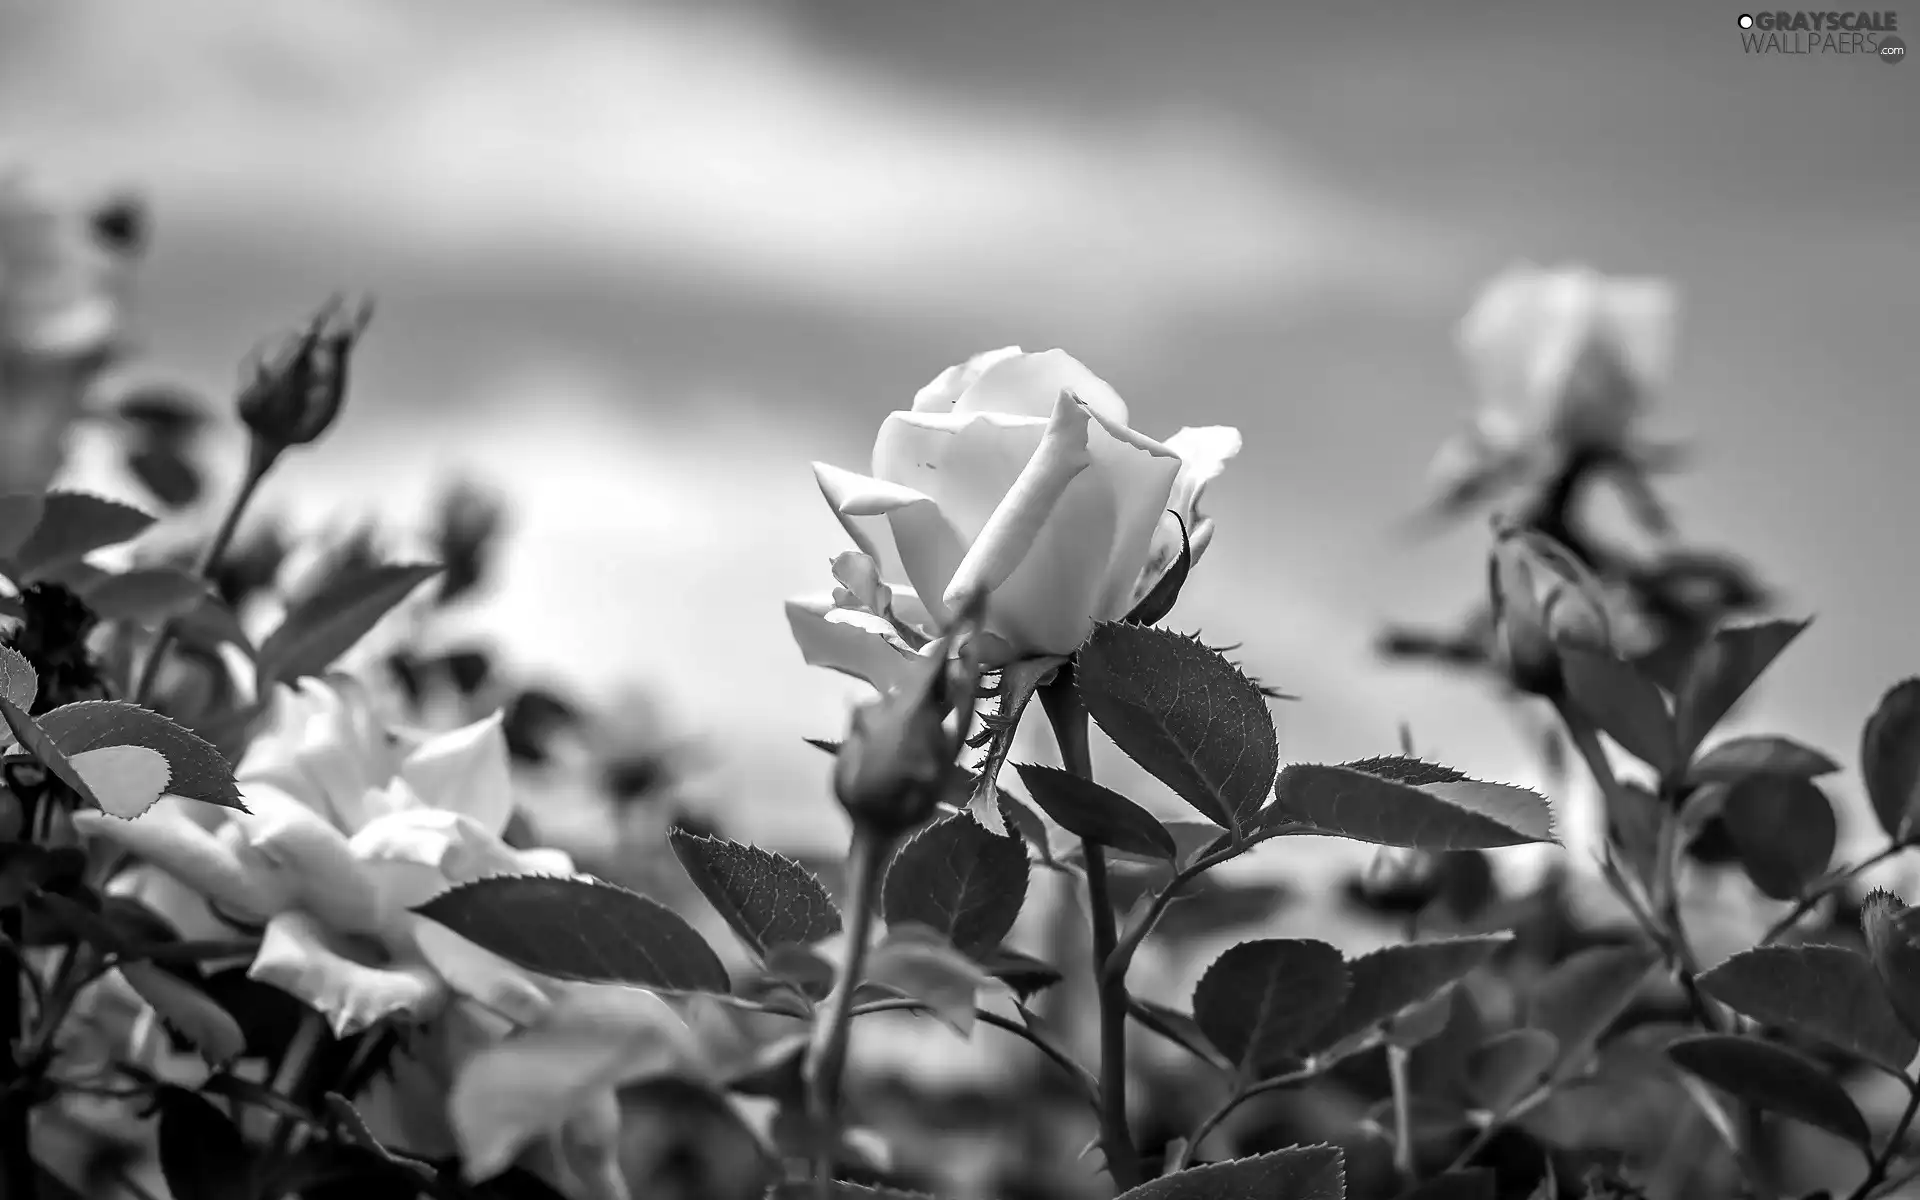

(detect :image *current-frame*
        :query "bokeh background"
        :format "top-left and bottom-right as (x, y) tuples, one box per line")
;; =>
(2, 0), (1916, 872)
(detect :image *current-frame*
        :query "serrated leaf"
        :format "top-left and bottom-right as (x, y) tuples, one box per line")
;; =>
(0, 492), (46, 560)
(1863, 680), (1920, 842)
(1076, 622), (1278, 831)
(1560, 648), (1678, 775)
(69, 745), (171, 819)
(0, 646), (34, 712)
(10, 491), (155, 578)
(1687, 735), (1840, 787)
(1125, 512), (1191, 627)
(77, 567), (212, 625)
(881, 814), (1028, 957)
(1466, 1028), (1559, 1113)
(414, 875), (729, 992)
(1526, 944), (1658, 1077)
(804, 737), (841, 756)
(1698, 944), (1917, 1073)
(1667, 1034), (1870, 1147)
(1265, 763), (1554, 850)
(1012, 762), (1175, 860)
(1861, 890), (1920, 1041)
(1113, 1145), (1345, 1200)
(0, 694), (103, 809)
(667, 830), (841, 958)
(256, 561), (441, 690)
(38, 699), (243, 810)
(1674, 619), (1810, 759)
(1395, 1168), (1495, 1200)
(1723, 775), (1836, 901)
(1306, 934), (1513, 1056)
(864, 923), (997, 1036)
(119, 961), (245, 1064)
(156, 1086), (255, 1200)
(1193, 939), (1348, 1078)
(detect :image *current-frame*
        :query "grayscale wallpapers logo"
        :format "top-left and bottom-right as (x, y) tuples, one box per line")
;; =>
(1737, 10), (1906, 60)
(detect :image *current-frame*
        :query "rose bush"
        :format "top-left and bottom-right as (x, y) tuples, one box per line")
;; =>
(787, 347), (1239, 687)
(74, 675), (681, 1200)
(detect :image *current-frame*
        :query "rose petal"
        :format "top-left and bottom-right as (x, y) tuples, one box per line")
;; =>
(910, 346), (1023, 414)
(784, 596), (922, 692)
(813, 462), (966, 626)
(1085, 412), (1182, 622)
(235, 782), (386, 936)
(553, 1088), (631, 1200)
(408, 915), (555, 1027)
(940, 393), (1095, 612)
(1598, 277), (1679, 386)
(73, 802), (288, 922)
(249, 910), (447, 1038)
(349, 807), (530, 925)
(952, 348), (1130, 428)
(1128, 425), (1241, 607)
(107, 864), (241, 944)
(400, 709), (514, 836)
(448, 985), (701, 1183)
(69, 745), (171, 819)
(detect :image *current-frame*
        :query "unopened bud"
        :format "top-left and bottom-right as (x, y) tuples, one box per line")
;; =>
(236, 296), (373, 450)
(832, 621), (984, 837)
(1487, 521), (1611, 698)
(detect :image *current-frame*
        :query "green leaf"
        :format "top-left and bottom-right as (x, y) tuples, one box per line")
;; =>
(0, 646), (35, 712)
(1687, 735), (1840, 787)
(881, 813), (1028, 957)
(1124, 511), (1191, 627)
(863, 922), (997, 1036)
(1076, 622), (1278, 832)
(0, 695), (104, 809)
(9, 491), (155, 578)
(804, 737), (841, 756)
(1698, 944), (1916, 1073)
(1394, 1168), (1495, 1200)
(173, 592), (257, 660)
(1305, 934), (1513, 1056)
(38, 700), (244, 810)
(1861, 890), (1920, 1040)
(1192, 939), (1348, 1078)
(1112, 1145), (1345, 1200)
(1011, 762), (1176, 860)
(1129, 998), (1227, 1069)
(1467, 1028), (1560, 1113)
(1526, 944), (1659, 1078)
(1667, 1034), (1870, 1148)
(77, 567), (214, 625)
(1264, 762), (1555, 850)
(414, 875), (729, 992)
(1560, 648), (1677, 775)
(0, 493), (45, 560)
(256, 561), (441, 690)
(156, 1086), (256, 1200)
(1722, 775), (1836, 901)
(977, 946), (1062, 1000)
(1673, 619), (1811, 759)
(1863, 679), (1920, 842)
(667, 830), (841, 958)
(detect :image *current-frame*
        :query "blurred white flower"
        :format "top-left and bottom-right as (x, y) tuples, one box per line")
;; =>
(1455, 263), (1679, 458)
(76, 674), (679, 1199)
(788, 347), (1239, 688)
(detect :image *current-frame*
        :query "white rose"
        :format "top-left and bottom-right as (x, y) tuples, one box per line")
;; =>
(1455, 263), (1678, 455)
(788, 348), (1239, 684)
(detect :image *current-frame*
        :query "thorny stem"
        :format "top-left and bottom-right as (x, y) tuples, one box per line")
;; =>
(1554, 699), (1721, 1033)
(1104, 832), (1280, 989)
(804, 824), (888, 1200)
(1040, 667), (1142, 1192)
(1848, 1077), (1920, 1200)
(1763, 841), (1910, 945)
(132, 435), (278, 705)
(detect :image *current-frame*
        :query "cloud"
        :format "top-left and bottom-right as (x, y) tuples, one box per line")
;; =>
(0, 0), (1462, 333)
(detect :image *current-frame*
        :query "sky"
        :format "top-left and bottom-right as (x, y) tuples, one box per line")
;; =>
(1, 0), (1917, 870)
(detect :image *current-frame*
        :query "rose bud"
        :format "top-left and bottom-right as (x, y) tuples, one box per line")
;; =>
(1487, 520), (1612, 698)
(832, 612), (985, 837)
(236, 295), (373, 451)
